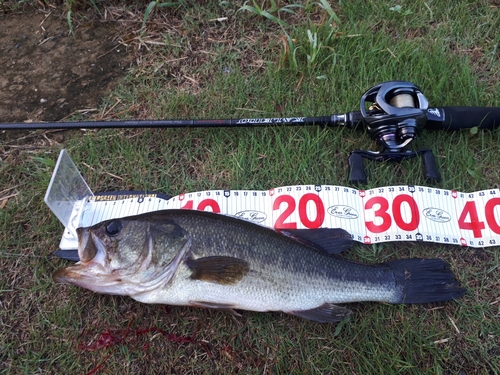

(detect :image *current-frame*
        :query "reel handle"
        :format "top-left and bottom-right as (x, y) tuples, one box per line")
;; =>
(347, 148), (442, 185)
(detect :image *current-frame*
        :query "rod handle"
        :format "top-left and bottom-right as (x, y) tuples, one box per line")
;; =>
(426, 107), (500, 131)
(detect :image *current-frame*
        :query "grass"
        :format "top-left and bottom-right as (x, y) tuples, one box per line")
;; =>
(1, 0), (500, 374)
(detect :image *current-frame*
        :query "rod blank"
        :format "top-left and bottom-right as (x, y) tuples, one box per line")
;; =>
(0, 116), (336, 130)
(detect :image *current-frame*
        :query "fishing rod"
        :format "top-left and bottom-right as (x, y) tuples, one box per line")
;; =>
(4, 81), (500, 183)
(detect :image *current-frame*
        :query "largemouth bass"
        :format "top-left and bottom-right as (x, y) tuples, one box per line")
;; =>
(53, 209), (465, 322)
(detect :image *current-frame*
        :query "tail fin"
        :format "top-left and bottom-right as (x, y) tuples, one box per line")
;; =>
(386, 258), (466, 304)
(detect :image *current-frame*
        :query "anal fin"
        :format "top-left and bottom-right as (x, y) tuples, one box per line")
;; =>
(288, 303), (352, 323)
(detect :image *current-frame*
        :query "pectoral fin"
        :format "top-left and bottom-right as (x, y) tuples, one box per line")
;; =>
(185, 256), (250, 285)
(288, 303), (352, 323)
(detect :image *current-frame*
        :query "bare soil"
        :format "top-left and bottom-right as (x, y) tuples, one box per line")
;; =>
(0, 10), (134, 123)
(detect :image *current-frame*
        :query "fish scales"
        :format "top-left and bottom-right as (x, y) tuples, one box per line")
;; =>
(53, 209), (465, 323)
(159, 211), (399, 308)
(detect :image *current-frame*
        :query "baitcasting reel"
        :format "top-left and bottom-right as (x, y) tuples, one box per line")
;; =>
(347, 81), (440, 184)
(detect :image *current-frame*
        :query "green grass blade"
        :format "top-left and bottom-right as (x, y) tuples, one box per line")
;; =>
(318, 0), (341, 24)
(66, 10), (74, 37)
(260, 9), (287, 27)
(156, 1), (184, 8)
(142, 1), (157, 31)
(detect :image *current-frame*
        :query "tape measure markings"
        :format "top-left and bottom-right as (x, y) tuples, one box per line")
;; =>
(78, 185), (500, 248)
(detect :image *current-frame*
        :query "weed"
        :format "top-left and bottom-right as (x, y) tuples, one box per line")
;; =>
(318, 0), (340, 25)
(389, 4), (413, 16)
(238, 0), (303, 27)
(141, 0), (185, 32)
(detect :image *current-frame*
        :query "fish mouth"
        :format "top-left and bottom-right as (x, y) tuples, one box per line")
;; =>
(52, 260), (127, 294)
(52, 228), (119, 293)
(53, 262), (108, 286)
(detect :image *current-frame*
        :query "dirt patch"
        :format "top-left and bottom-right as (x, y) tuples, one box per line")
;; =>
(0, 10), (134, 123)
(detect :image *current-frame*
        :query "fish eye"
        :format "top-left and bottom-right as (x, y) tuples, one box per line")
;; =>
(105, 220), (123, 236)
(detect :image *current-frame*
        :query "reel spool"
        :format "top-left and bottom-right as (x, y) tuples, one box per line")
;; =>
(348, 81), (441, 184)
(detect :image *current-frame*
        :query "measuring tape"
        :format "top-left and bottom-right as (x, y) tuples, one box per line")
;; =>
(77, 184), (500, 249)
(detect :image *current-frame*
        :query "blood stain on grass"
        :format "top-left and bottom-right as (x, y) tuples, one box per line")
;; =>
(78, 320), (210, 375)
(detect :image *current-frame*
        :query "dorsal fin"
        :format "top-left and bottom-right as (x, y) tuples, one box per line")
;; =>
(279, 228), (353, 254)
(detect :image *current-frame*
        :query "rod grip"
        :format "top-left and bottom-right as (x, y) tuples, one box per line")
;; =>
(426, 107), (500, 130)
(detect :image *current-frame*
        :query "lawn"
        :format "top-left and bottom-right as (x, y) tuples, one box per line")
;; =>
(1, 1), (499, 374)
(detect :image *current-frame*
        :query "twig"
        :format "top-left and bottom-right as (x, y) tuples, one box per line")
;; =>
(0, 192), (19, 208)
(37, 35), (58, 46)
(39, 10), (53, 27)
(104, 171), (123, 181)
(100, 99), (122, 119)
(448, 316), (461, 334)
(0, 185), (20, 196)
(81, 162), (96, 171)
(433, 338), (450, 344)
(59, 108), (99, 121)
(97, 43), (124, 59)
